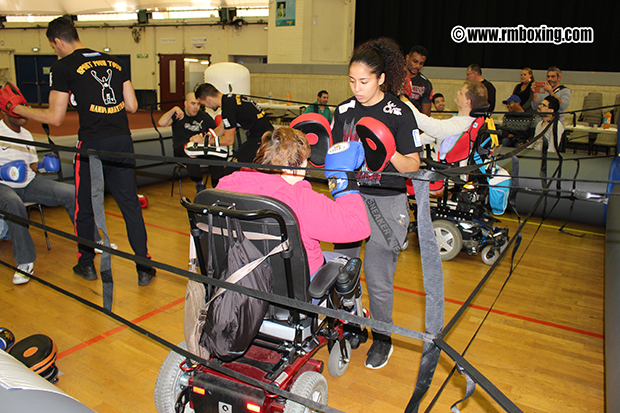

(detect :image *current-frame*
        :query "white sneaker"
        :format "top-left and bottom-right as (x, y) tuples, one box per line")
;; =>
(13, 262), (33, 285)
(95, 241), (118, 254)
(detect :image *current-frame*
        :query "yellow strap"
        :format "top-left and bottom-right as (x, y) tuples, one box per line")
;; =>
(485, 118), (499, 147)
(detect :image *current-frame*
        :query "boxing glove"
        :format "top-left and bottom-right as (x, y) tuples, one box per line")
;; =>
(324, 141), (365, 198)
(355, 117), (397, 172)
(37, 153), (60, 173)
(0, 82), (28, 117)
(0, 160), (28, 182)
(138, 194), (148, 208)
(291, 113), (333, 167)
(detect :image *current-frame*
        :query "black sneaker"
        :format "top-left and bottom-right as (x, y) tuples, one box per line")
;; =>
(365, 336), (393, 369)
(196, 181), (206, 193)
(73, 263), (98, 280)
(342, 324), (368, 350)
(138, 267), (156, 286)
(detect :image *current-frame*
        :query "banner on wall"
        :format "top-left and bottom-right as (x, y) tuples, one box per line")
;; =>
(275, 0), (295, 26)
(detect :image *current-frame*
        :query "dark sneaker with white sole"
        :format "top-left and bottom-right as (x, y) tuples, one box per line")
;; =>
(365, 336), (393, 369)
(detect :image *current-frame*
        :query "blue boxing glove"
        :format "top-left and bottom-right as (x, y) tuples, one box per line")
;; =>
(0, 160), (28, 182)
(324, 141), (365, 198)
(37, 153), (60, 173)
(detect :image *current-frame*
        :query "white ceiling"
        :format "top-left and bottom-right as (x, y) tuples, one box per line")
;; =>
(0, 0), (269, 15)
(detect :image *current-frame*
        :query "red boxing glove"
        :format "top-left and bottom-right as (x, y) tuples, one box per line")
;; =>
(355, 117), (397, 172)
(0, 82), (28, 117)
(138, 194), (148, 208)
(290, 113), (333, 167)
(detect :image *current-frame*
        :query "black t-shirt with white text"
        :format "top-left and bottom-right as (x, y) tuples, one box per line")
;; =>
(50, 48), (130, 141)
(332, 92), (422, 196)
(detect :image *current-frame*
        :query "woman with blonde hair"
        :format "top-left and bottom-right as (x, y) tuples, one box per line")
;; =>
(512, 67), (534, 110)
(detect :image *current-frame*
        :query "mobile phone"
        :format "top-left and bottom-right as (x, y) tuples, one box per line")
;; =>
(533, 81), (546, 93)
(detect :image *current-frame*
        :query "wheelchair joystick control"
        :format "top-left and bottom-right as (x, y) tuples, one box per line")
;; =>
(336, 258), (362, 309)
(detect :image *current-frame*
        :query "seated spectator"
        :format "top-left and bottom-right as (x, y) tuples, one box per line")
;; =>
(215, 127), (370, 276)
(431, 93), (452, 119)
(531, 66), (572, 123)
(512, 67), (534, 110)
(0, 111), (75, 285)
(530, 96), (564, 152)
(303, 90), (332, 123)
(499, 95), (536, 147)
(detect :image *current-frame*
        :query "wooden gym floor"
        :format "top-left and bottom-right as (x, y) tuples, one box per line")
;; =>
(0, 114), (605, 412)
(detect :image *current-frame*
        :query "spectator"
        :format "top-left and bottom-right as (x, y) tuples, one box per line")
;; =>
(303, 90), (332, 123)
(530, 95), (564, 152)
(431, 93), (452, 120)
(158, 92), (217, 191)
(499, 95), (536, 147)
(512, 67), (534, 110)
(466, 64), (496, 112)
(404, 45), (433, 116)
(531, 66), (572, 123)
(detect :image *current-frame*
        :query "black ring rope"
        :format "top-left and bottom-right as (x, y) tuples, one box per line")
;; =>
(2, 99), (615, 412)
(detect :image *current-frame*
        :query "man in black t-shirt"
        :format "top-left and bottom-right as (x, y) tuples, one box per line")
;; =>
(158, 92), (217, 190)
(404, 45), (433, 116)
(466, 63), (496, 112)
(14, 16), (155, 286)
(194, 83), (274, 176)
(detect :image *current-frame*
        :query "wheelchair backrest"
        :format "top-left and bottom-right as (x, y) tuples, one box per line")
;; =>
(188, 189), (311, 304)
(442, 116), (486, 164)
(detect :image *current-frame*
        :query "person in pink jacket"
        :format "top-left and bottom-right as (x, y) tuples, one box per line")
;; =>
(216, 127), (370, 276)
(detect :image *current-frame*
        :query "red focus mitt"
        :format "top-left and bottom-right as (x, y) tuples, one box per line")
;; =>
(290, 113), (333, 167)
(0, 82), (28, 117)
(355, 117), (397, 172)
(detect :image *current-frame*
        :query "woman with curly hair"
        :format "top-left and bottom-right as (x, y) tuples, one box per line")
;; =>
(331, 37), (422, 369)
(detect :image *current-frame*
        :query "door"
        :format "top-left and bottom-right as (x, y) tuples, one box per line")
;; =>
(158, 54), (184, 112)
(15, 55), (58, 105)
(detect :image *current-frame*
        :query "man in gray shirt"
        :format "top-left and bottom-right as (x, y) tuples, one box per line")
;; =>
(531, 66), (572, 122)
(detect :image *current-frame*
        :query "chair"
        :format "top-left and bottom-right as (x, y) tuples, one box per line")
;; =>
(170, 163), (187, 198)
(579, 92), (603, 126)
(24, 202), (51, 250)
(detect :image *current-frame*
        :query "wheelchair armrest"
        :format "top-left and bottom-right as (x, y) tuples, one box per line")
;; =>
(307, 257), (348, 299)
(308, 257), (363, 300)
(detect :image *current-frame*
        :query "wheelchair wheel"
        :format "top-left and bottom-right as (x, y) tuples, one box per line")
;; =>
(327, 339), (351, 378)
(154, 341), (194, 413)
(433, 220), (462, 261)
(480, 245), (500, 266)
(283, 371), (328, 413)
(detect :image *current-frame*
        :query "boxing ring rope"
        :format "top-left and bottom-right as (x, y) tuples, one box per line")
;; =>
(1, 103), (617, 412)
